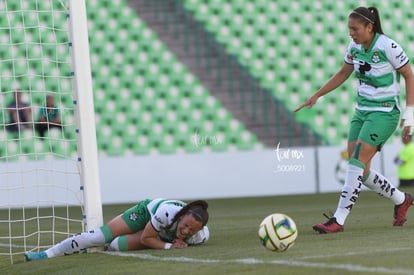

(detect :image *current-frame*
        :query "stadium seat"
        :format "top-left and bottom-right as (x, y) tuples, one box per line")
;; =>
(14, 0), (414, 158)
(0, 0), (252, 158)
(182, 0), (411, 145)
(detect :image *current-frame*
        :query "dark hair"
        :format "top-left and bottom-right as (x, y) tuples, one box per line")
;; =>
(168, 200), (209, 228)
(349, 7), (384, 35)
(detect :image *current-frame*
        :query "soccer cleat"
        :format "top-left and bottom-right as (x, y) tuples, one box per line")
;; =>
(393, 193), (413, 226)
(312, 217), (344, 234)
(24, 251), (48, 261)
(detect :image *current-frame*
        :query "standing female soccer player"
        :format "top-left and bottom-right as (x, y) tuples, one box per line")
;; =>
(295, 6), (414, 233)
(25, 199), (209, 261)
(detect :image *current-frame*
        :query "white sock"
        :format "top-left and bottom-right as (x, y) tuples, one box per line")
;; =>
(107, 236), (121, 251)
(334, 160), (365, 225)
(45, 228), (105, 258)
(362, 169), (405, 205)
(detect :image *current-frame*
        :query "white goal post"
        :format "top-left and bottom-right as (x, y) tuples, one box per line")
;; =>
(68, 0), (103, 231)
(0, 0), (103, 264)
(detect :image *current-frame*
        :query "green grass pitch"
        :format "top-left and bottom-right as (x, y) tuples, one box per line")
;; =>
(2, 188), (414, 275)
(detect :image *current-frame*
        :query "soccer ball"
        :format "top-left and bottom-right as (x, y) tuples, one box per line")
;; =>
(258, 213), (298, 252)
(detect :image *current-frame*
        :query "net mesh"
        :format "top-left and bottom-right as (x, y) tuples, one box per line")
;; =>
(0, 0), (84, 264)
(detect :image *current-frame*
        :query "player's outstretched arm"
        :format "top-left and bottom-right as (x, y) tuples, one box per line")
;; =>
(140, 222), (187, 249)
(295, 62), (354, 112)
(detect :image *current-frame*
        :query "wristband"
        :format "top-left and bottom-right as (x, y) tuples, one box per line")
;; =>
(164, 243), (172, 250)
(403, 106), (414, 135)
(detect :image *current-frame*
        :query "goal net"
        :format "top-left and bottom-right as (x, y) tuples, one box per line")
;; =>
(0, 0), (102, 264)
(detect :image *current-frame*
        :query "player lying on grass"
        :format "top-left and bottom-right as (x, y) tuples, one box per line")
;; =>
(25, 199), (209, 261)
(296, 6), (414, 233)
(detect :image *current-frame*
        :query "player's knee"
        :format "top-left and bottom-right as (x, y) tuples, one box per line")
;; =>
(107, 237), (120, 251)
(351, 142), (362, 160)
(351, 141), (379, 163)
(81, 229), (106, 247)
(107, 235), (129, 251)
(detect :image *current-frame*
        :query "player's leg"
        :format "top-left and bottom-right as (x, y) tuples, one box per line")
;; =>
(106, 199), (152, 251)
(362, 167), (412, 225)
(313, 111), (366, 233)
(362, 168), (404, 204)
(44, 199), (153, 257)
(335, 141), (377, 222)
(313, 108), (413, 233)
(314, 110), (376, 233)
(107, 230), (149, 251)
(25, 200), (152, 261)
(358, 109), (412, 225)
(29, 215), (132, 260)
(313, 140), (377, 233)
(358, 108), (404, 202)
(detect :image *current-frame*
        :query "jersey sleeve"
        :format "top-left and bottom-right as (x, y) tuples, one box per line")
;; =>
(386, 38), (409, 70)
(185, 226), (210, 245)
(150, 204), (173, 232)
(344, 41), (355, 65)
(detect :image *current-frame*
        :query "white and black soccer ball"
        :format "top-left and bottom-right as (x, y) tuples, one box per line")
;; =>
(258, 213), (298, 252)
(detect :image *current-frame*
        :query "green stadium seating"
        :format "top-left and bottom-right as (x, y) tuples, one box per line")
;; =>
(181, 0), (414, 145)
(5, 0), (413, 159)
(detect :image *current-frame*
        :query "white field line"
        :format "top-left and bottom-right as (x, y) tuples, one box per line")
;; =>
(3, 242), (413, 274)
(297, 247), (414, 260)
(103, 251), (414, 275)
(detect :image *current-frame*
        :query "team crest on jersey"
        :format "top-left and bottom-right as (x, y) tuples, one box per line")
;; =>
(372, 52), (380, 63)
(129, 212), (138, 221)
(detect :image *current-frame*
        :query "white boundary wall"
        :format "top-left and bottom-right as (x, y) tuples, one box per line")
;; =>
(0, 144), (403, 206)
(99, 143), (402, 204)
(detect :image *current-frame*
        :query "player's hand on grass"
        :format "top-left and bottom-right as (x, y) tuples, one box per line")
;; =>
(172, 239), (188, 249)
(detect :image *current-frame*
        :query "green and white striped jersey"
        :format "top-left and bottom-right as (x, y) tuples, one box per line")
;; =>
(146, 198), (209, 245)
(344, 33), (409, 112)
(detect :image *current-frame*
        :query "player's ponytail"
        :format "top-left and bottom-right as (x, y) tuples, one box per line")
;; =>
(349, 6), (384, 35)
(167, 200), (209, 228)
(368, 7), (384, 34)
